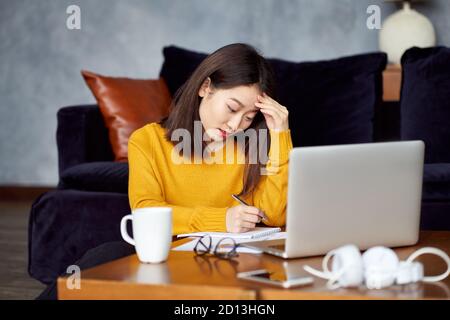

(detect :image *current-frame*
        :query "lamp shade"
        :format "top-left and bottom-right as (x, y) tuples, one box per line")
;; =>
(380, 1), (435, 64)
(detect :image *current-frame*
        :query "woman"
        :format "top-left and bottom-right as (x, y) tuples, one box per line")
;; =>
(37, 43), (292, 299)
(129, 43), (291, 234)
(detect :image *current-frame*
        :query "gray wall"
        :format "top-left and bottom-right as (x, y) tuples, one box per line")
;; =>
(1, 0), (449, 186)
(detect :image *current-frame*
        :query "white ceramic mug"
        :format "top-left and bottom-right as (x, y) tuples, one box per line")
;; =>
(120, 207), (172, 263)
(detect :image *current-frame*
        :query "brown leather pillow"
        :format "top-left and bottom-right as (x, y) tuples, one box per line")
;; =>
(82, 70), (172, 161)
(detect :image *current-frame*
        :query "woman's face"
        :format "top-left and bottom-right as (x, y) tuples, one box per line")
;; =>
(198, 78), (261, 142)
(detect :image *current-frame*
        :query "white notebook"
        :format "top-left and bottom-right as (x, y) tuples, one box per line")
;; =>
(177, 227), (281, 240)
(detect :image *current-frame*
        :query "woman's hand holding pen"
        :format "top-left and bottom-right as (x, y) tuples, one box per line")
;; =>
(255, 92), (289, 131)
(225, 205), (264, 233)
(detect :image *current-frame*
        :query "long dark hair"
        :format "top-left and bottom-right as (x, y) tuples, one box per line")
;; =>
(160, 43), (277, 198)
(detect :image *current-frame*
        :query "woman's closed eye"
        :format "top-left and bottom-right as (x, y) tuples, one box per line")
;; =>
(227, 105), (237, 113)
(227, 105), (254, 121)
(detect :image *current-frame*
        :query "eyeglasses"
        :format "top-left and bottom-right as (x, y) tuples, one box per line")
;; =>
(193, 235), (239, 259)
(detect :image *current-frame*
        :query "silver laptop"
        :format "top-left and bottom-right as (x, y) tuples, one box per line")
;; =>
(243, 141), (425, 258)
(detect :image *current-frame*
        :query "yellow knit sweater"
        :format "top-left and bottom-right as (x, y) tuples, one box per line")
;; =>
(128, 122), (293, 235)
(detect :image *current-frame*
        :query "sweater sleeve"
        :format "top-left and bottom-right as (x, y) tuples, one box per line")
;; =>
(128, 134), (228, 235)
(249, 129), (293, 227)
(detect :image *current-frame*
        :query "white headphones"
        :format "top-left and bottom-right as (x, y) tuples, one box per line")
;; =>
(304, 244), (450, 290)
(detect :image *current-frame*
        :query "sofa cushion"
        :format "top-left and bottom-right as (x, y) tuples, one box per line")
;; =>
(59, 162), (128, 194)
(56, 105), (115, 174)
(160, 45), (386, 147)
(159, 46), (206, 97)
(422, 163), (450, 201)
(82, 70), (172, 162)
(400, 46), (450, 163)
(270, 53), (386, 147)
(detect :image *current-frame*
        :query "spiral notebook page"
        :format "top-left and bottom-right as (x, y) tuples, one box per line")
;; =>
(177, 227), (281, 240)
(173, 231), (286, 254)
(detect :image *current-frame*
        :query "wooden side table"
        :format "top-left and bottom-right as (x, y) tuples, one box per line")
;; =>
(383, 64), (402, 101)
(57, 231), (450, 300)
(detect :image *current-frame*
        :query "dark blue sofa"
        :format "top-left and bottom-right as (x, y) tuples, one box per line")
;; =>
(28, 45), (450, 285)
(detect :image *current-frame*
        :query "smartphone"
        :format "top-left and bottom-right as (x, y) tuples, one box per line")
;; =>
(237, 269), (314, 289)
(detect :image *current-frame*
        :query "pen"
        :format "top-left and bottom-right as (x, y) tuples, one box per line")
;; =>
(231, 194), (268, 223)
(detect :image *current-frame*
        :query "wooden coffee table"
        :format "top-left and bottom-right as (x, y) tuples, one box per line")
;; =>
(57, 231), (450, 300)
